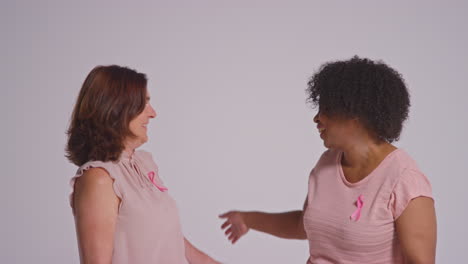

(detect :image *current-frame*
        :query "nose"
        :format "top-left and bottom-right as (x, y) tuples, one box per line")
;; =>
(147, 104), (157, 118)
(313, 112), (320, 123)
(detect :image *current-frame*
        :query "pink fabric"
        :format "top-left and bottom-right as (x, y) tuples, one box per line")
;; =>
(303, 149), (433, 264)
(69, 150), (188, 264)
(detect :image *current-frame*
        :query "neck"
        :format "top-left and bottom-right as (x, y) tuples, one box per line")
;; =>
(123, 147), (135, 156)
(123, 139), (140, 156)
(340, 138), (396, 169)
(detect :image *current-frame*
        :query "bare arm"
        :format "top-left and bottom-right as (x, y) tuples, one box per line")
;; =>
(184, 238), (220, 264)
(219, 199), (307, 243)
(246, 210), (306, 239)
(395, 197), (437, 264)
(73, 168), (120, 264)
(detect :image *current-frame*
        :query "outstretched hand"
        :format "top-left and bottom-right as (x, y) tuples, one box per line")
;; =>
(219, 211), (249, 244)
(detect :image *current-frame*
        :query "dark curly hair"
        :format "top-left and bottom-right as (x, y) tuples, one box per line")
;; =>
(66, 65), (147, 166)
(306, 56), (410, 143)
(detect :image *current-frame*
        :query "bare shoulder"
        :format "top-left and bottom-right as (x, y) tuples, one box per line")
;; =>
(73, 167), (119, 212)
(75, 167), (113, 189)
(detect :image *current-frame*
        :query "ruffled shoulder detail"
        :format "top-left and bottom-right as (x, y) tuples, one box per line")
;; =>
(69, 160), (123, 212)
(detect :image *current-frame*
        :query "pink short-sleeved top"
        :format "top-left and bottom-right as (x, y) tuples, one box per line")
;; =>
(69, 150), (189, 264)
(303, 148), (433, 264)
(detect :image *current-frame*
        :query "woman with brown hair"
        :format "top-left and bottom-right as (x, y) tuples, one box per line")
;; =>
(66, 65), (219, 264)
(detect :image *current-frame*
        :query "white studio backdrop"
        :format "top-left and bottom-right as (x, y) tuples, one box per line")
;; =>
(1, 1), (467, 263)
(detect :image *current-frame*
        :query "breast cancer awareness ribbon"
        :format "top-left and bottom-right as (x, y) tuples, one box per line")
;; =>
(148, 171), (168, 192)
(350, 194), (364, 221)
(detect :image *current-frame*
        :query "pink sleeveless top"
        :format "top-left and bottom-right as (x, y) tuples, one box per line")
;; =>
(69, 150), (189, 264)
(303, 149), (433, 264)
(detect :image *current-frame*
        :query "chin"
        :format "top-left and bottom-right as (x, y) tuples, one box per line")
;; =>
(323, 141), (335, 149)
(134, 135), (148, 146)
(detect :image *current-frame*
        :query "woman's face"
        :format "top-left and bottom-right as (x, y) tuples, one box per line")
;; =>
(313, 111), (359, 149)
(127, 92), (157, 148)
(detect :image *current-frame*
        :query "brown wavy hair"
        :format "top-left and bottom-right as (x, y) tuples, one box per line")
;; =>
(66, 65), (147, 166)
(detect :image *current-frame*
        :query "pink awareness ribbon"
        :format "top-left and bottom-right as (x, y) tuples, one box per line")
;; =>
(350, 194), (364, 221)
(148, 171), (168, 192)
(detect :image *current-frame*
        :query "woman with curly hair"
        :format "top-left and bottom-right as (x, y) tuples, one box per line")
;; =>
(67, 65), (219, 264)
(220, 56), (436, 263)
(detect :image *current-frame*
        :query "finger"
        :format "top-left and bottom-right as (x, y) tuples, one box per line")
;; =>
(221, 221), (230, 229)
(228, 233), (235, 241)
(231, 236), (238, 244)
(225, 227), (232, 236)
(218, 212), (231, 218)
